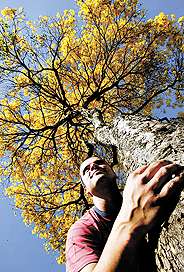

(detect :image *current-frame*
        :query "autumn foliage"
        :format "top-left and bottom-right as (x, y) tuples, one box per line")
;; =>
(0, 0), (183, 263)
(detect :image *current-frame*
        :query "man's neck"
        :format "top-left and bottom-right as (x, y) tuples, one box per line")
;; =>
(93, 187), (122, 214)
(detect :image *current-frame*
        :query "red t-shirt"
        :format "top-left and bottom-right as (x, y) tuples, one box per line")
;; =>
(66, 207), (115, 272)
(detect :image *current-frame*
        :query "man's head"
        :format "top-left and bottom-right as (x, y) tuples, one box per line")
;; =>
(80, 157), (117, 197)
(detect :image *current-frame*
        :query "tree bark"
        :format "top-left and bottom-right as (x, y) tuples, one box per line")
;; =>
(94, 114), (184, 272)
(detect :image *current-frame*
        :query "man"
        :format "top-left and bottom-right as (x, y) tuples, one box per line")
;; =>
(66, 157), (184, 272)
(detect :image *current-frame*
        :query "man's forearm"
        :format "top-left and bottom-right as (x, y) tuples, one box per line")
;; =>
(97, 221), (142, 271)
(82, 219), (143, 272)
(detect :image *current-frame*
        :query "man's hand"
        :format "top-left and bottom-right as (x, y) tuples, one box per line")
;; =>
(118, 160), (184, 238)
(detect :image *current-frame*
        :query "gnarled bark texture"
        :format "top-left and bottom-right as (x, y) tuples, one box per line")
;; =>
(94, 114), (184, 272)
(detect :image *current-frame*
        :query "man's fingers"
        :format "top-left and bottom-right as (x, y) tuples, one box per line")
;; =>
(159, 171), (184, 198)
(148, 163), (183, 192)
(133, 165), (148, 175)
(141, 160), (172, 181)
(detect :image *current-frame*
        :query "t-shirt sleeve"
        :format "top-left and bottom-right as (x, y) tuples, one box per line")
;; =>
(66, 222), (101, 272)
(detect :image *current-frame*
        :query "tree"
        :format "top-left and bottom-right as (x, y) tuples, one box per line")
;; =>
(0, 0), (183, 265)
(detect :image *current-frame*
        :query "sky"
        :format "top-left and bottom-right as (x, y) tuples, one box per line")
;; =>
(0, 1), (183, 272)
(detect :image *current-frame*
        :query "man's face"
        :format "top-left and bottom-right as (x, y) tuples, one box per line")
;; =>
(80, 157), (116, 196)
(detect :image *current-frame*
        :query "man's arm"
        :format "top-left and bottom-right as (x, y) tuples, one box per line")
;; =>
(80, 160), (184, 272)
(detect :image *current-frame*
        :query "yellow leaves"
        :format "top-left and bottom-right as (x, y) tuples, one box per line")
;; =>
(15, 74), (32, 87)
(26, 20), (36, 32)
(59, 32), (76, 58)
(57, 9), (76, 31)
(181, 44), (184, 52)
(154, 12), (168, 25)
(0, 165), (5, 176)
(153, 12), (173, 32)
(0, 97), (8, 106)
(170, 14), (176, 22)
(5, 187), (13, 197)
(39, 15), (49, 23)
(63, 9), (75, 18)
(5, 185), (24, 197)
(78, 0), (139, 24)
(119, 18), (127, 28)
(10, 174), (81, 259)
(3, 107), (13, 120)
(78, 0), (109, 19)
(61, 144), (72, 161)
(28, 148), (42, 165)
(15, 195), (24, 208)
(130, 39), (146, 55)
(1, 7), (16, 19)
(9, 100), (21, 111)
(23, 88), (29, 96)
(20, 39), (31, 51)
(62, 190), (79, 206)
(56, 12), (62, 19)
(32, 225), (40, 235)
(32, 164), (42, 179)
(0, 168), (9, 176)
(36, 35), (45, 44)
(11, 169), (25, 183)
(39, 232), (49, 239)
(4, 58), (14, 66)
(113, 0), (136, 17)
(57, 255), (64, 265)
(178, 16), (184, 25)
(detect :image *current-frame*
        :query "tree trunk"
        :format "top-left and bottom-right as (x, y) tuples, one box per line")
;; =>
(94, 114), (184, 272)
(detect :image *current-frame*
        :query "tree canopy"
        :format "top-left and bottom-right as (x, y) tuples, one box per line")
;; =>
(0, 0), (183, 263)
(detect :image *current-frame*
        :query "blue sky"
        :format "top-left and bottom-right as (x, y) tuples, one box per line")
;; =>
(0, 0), (183, 19)
(0, 1), (183, 272)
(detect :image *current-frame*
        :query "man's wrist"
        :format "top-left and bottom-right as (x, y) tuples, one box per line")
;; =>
(113, 215), (146, 247)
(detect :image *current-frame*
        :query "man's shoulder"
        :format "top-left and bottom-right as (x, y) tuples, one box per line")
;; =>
(66, 208), (101, 272)
(68, 207), (98, 235)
